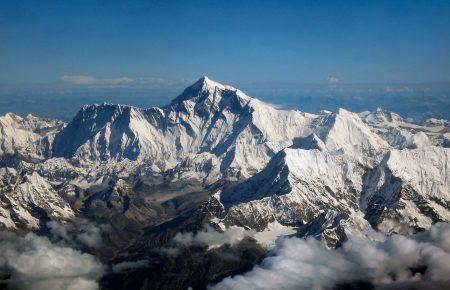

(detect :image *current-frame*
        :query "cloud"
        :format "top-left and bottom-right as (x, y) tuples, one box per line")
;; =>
(160, 225), (255, 256)
(173, 225), (254, 249)
(61, 75), (97, 85)
(47, 220), (110, 248)
(211, 223), (450, 290)
(76, 220), (110, 248)
(0, 231), (105, 290)
(47, 220), (72, 242)
(384, 86), (414, 93)
(326, 76), (339, 84)
(60, 75), (187, 87)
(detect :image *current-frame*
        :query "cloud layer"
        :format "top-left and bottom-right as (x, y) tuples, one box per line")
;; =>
(0, 231), (105, 290)
(173, 225), (254, 249)
(47, 219), (110, 248)
(61, 75), (190, 87)
(211, 223), (450, 290)
(160, 225), (255, 256)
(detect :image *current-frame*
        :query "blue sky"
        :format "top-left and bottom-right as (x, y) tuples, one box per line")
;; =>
(1, 1), (449, 121)
(1, 0), (450, 84)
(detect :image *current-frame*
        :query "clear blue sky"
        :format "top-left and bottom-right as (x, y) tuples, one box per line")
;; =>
(1, 0), (450, 84)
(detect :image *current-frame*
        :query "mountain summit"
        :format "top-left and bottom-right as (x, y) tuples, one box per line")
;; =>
(50, 77), (316, 176)
(169, 76), (252, 116)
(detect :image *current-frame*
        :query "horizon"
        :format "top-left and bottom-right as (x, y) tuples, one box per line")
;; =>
(1, 74), (449, 122)
(1, 1), (450, 121)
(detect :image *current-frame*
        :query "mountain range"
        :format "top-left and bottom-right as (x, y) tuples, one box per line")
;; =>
(0, 76), (449, 289)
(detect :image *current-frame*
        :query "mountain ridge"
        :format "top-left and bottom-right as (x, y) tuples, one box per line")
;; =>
(0, 77), (449, 289)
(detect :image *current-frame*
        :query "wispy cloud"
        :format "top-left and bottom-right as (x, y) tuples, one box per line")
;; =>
(326, 76), (339, 84)
(160, 225), (255, 256)
(172, 225), (253, 249)
(384, 85), (414, 93)
(61, 75), (97, 85)
(47, 219), (110, 248)
(61, 75), (190, 87)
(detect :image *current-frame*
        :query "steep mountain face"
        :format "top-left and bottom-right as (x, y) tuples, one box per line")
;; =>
(207, 110), (449, 246)
(317, 108), (389, 155)
(0, 77), (449, 289)
(52, 77), (316, 177)
(362, 146), (450, 234)
(0, 113), (64, 164)
(213, 145), (450, 246)
(0, 168), (74, 231)
(218, 148), (365, 230)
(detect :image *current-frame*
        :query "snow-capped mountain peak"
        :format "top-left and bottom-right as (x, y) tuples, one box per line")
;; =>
(45, 77), (448, 182)
(49, 78), (315, 176)
(170, 76), (250, 108)
(312, 108), (390, 162)
(0, 113), (63, 162)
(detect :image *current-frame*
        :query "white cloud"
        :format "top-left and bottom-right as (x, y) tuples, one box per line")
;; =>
(61, 75), (97, 85)
(173, 225), (254, 249)
(160, 225), (255, 256)
(61, 75), (185, 87)
(0, 231), (105, 290)
(76, 220), (110, 248)
(47, 220), (110, 248)
(47, 220), (72, 242)
(211, 223), (450, 290)
(384, 86), (414, 93)
(326, 76), (339, 84)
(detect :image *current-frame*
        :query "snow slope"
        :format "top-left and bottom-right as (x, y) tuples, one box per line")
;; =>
(362, 146), (450, 234)
(0, 113), (63, 161)
(0, 169), (74, 230)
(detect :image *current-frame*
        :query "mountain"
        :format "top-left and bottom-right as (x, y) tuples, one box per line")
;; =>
(362, 146), (450, 233)
(0, 169), (74, 232)
(0, 113), (64, 164)
(0, 76), (449, 289)
(359, 108), (449, 149)
(213, 145), (449, 245)
(218, 148), (365, 232)
(1, 76), (448, 237)
(52, 76), (316, 178)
